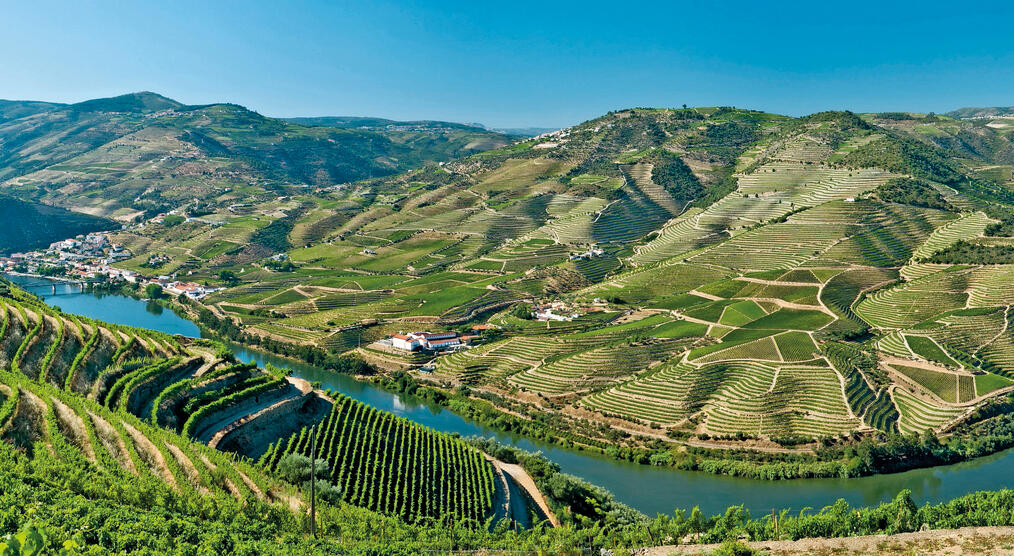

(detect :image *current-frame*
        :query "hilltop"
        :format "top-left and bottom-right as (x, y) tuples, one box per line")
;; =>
(7, 102), (1014, 551)
(285, 116), (554, 137)
(946, 106), (1014, 119)
(5, 101), (1014, 477)
(0, 92), (517, 220)
(286, 115), (520, 160)
(69, 103), (1014, 472)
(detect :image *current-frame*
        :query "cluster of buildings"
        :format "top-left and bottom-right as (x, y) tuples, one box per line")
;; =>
(1, 233), (133, 278)
(390, 331), (470, 352)
(388, 325), (497, 352)
(0, 232), (222, 301)
(532, 302), (582, 322)
(49, 233), (131, 262)
(158, 279), (221, 300)
(569, 247), (605, 261)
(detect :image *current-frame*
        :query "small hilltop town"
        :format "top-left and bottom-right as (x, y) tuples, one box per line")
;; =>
(0, 232), (221, 300)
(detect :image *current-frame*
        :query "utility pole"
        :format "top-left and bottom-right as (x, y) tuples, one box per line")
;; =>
(310, 423), (317, 538)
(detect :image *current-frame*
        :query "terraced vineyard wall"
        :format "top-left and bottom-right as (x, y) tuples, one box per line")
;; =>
(26, 108), (1014, 479)
(260, 395), (495, 523)
(0, 364), (296, 509)
(0, 280), (502, 524)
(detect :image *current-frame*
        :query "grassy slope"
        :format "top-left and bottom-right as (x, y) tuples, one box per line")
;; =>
(11, 103), (1014, 455)
(0, 92), (516, 218)
(0, 195), (117, 254)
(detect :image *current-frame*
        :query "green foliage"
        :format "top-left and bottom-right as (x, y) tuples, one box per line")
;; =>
(217, 270), (240, 285)
(509, 303), (533, 320)
(649, 151), (705, 205)
(841, 136), (964, 184)
(276, 452), (326, 484)
(875, 177), (954, 210)
(268, 395), (494, 523)
(263, 258), (297, 272)
(0, 520), (83, 556)
(923, 240), (1014, 264)
(144, 283), (163, 299)
(741, 309), (833, 331)
(0, 387), (17, 429)
(161, 214), (185, 227)
(905, 336), (959, 367)
(984, 206), (1014, 237)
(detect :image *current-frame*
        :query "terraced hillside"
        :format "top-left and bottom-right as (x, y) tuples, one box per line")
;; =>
(12, 105), (1014, 463)
(0, 91), (515, 222)
(0, 366), (296, 507)
(0, 279), (496, 524)
(0, 285), (329, 451)
(261, 396), (495, 523)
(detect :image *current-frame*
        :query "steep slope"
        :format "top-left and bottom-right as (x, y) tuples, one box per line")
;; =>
(0, 277), (495, 524)
(0, 99), (62, 122)
(15, 103), (1014, 468)
(0, 92), (517, 219)
(164, 108), (1014, 464)
(869, 111), (1014, 170)
(287, 116), (519, 161)
(0, 194), (117, 254)
(946, 106), (1014, 119)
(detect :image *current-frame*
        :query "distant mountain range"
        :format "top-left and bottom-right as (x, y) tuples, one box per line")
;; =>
(285, 115), (556, 137)
(0, 92), (519, 220)
(946, 106), (1014, 119)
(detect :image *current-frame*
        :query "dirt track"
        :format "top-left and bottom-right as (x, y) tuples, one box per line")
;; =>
(639, 526), (1014, 555)
(498, 461), (561, 527)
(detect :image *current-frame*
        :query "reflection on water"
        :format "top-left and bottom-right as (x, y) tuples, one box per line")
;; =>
(10, 272), (1014, 516)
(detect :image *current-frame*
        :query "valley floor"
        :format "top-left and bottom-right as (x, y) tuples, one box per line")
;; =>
(644, 526), (1014, 555)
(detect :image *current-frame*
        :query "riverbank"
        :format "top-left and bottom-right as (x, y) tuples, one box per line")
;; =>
(35, 274), (1008, 486)
(18, 273), (1014, 518)
(181, 286), (1014, 485)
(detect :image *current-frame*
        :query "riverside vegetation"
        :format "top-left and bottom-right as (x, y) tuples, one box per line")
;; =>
(73, 100), (1014, 480)
(5, 96), (1014, 552)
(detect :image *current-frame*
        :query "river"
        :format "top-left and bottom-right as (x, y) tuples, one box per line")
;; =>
(12, 274), (1014, 517)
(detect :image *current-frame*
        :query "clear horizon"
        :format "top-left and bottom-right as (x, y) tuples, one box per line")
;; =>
(3, 1), (1013, 128)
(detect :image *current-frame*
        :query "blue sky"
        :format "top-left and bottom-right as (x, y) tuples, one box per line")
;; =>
(2, 1), (1013, 128)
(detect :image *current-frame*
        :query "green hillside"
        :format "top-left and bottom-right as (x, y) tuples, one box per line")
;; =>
(287, 115), (520, 166)
(7, 102), (1014, 476)
(9, 101), (1014, 552)
(0, 99), (61, 122)
(0, 92), (516, 220)
(261, 395), (494, 523)
(0, 278), (498, 526)
(945, 106), (1014, 119)
(0, 195), (117, 255)
(86, 105), (1014, 466)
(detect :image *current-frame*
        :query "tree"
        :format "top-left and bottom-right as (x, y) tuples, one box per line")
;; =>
(218, 270), (239, 285)
(689, 506), (704, 541)
(144, 283), (163, 299)
(313, 479), (343, 506)
(509, 304), (533, 320)
(276, 453), (329, 486)
(162, 214), (185, 227)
